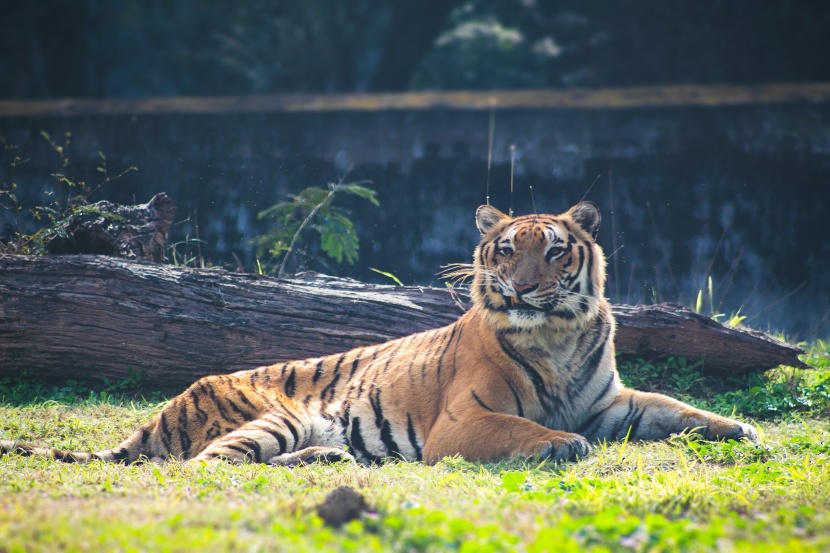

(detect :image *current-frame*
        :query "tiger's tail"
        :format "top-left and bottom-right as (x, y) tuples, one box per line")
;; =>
(1, 419), (158, 464)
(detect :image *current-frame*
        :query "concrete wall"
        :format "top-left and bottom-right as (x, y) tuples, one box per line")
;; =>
(3, 103), (828, 338)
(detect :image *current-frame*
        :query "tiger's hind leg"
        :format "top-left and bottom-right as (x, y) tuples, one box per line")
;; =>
(191, 412), (348, 464)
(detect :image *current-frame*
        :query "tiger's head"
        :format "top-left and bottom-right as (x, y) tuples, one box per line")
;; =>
(470, 202), (607, 330)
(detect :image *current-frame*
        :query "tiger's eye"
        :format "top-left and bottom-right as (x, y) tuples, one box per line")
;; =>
(545, 247), (566, 262)
(497, 246), (514, 258)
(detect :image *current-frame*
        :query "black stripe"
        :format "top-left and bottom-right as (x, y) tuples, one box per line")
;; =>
(406, 413), (422, 461)
(235, 389), (256, 408)
(496, 332), (555, 413)
(406, 333), (429, 378)
(435, 325), (458, 382)
(592, 373), (617, 405)
(476, 243), (487, 268)
(349, 417), (382, 465)
(239, 438), (263, 463)
(54, 450), (79, 463)
(159, 412), (173, 451)
(584, 245), (595, 296)
(312, 359), (325, 384)
(175, 398), (191, 455)
(225, 444), (252, 459)
(201, 382), (235, 424)
(320, 372), (341, 403)
(226, 398), (255, 422)
(420, 331), (443, 382)
(332, 354), (346, 378)
(380, 420), (402, 459)
(471, 390), (494, 412)
(384, 337), (409, 373)
(259, 424), (287, 453)
(575, 245), (586, 283)
(141, 428), (151, 445)
(283, 419), (300, 448)
(349, 353), (363, 378)
(370, 388), (384, 428)
(111, 447), (130, 463)
(550, 308), (577, 320)
(178, 429), (192, 458)
(609, 396), (637, 439)
(628, 410), (646, 440)
(190, 391), (209, 425)
(568, 328), (610, 400)
(502, 376), (525, 417)
(577, 409), (606, 437)
(284, 367), (296, 397)
(206, 421), (223, 441)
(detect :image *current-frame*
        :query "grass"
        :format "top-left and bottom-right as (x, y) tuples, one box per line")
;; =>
(2, 344), (829, 552)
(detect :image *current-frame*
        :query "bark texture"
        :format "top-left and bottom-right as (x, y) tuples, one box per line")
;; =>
(44, 193), (175, 262)
(0, 255), (807, 391)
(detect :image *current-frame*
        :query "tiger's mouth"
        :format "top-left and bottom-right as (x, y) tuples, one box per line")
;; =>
(505, 296), (547, 312)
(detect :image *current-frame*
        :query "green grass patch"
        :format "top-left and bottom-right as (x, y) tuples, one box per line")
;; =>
(2, 344), (829, 552)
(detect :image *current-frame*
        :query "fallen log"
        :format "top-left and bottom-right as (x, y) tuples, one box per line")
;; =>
(0, 255), (807, 391)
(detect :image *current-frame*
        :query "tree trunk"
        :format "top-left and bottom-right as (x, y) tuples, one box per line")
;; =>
(0, 255), (807, 392)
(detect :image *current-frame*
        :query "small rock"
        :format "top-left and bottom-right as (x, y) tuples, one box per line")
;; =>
(315, 485), (369, 528)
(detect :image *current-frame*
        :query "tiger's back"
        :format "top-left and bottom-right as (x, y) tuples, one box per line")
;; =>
(1, 202), (758, 465)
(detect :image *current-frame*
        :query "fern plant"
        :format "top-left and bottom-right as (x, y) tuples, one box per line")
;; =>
(256, 180), (378, 278)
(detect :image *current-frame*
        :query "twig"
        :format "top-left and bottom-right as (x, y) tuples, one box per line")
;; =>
(485, 100), (496, 206)
(646, 201), (681, 300)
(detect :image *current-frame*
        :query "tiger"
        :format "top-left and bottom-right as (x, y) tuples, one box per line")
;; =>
(1, 202), (758, 466)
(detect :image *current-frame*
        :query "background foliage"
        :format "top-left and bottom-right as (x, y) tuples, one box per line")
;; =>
(1, 1), (829, 98)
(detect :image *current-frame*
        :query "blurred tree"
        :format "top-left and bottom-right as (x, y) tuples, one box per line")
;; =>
(367, 0), (461, 91)
(0, 0), (828, 98)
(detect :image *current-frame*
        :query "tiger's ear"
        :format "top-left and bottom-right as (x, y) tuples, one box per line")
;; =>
(476, 205), (509, 235)
(567, 201), (601, 241)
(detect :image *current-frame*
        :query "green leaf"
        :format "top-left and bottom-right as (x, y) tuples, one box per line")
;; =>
(316, 212), (359, 264)
(336, 181), (380, 207)
(501, 471), (526, 492)
(370, 267), (403, 286)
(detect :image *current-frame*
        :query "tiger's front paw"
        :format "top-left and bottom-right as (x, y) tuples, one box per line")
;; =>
(267, 446), (356, 466)
(532, 432), (590, 462)
(731, 421), (759, 443)
(708, 418), (760, 443)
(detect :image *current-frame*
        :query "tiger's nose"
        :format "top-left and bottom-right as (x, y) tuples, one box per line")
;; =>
(512, 281), (539, 295)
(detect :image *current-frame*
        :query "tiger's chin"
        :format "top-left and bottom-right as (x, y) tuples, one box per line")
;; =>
(504, 300), (552, 328)
(507, 309), (550, 328)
